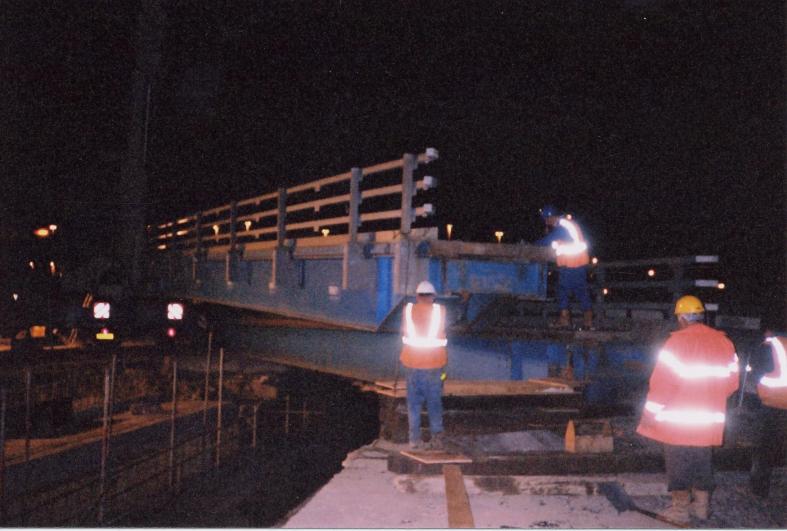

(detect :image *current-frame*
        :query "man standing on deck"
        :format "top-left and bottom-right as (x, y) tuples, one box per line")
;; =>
(636, 295), (739, 524)
(534, 205), (593, 329)
(400, 280), (448, 450)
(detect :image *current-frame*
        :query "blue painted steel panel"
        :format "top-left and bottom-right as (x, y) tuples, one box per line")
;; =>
(444, 260), (545, 296)
(375, 257), (393, 324)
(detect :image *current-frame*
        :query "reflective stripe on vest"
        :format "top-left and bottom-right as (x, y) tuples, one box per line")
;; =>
(550, 218), (588, 257)
(402, 303), (447, 349)
(761, 337), (787, 388)
(644, 400), (726, 425)
(657, 349), (739, 380)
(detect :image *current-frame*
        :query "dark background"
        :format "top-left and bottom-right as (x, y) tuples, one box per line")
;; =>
(1, 1), (784, 324)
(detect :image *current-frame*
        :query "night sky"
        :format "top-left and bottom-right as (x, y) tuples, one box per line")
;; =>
(1, 1), (784, 324)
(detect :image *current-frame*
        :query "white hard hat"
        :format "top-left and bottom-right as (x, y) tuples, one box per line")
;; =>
(416, 281), (437, 295)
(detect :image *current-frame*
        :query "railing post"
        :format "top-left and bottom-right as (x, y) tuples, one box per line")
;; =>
(193, 211), (203, 283)
(400, 154), (417, 234)
(215, 347), (224, 468)
(226, 201), (238, 283)
(276, 188), (287, 246)
(349, 167), (362, 242)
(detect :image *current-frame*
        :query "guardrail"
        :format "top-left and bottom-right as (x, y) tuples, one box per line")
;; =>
(148, 148), (440, 253)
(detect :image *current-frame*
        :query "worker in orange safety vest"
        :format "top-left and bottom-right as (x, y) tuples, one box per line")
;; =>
(749, 334), (787, 498)
(400, 280), (448, 450)
(636, 294), (739, 524)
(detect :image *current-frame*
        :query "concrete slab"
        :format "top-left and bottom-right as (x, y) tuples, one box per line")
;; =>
(283, 439), (786, 529)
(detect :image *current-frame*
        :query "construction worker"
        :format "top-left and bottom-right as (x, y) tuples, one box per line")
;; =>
(636, 295), (739, 524)
(534, 205), (592, 329)
(400, 280), (448, 450)
(749, 334), (787, 498)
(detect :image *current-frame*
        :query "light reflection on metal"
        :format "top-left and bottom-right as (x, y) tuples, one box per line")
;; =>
(446, 224), (453, 240)
(12, 293), (18, 301)
(28, 261), (35, 270)
(49, 261), (56, 275)
(494, 231), (504, 243)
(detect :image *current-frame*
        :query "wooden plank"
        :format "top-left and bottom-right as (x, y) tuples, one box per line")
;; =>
(401, 450), (472, 464)
(369, 379), (580, 397)
(443, 464), (475, 528)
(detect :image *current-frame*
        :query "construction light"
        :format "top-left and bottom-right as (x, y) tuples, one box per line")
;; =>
(48, 224), (57, 232)
(244, 220), (252, 231)
(495, 231), (504, 243)
(212, 224), (220, 236)
(446, 224), (453, 240)
(167, 302), (184, 320)
(603, 288), (609, 296)
(93, 302), (111, 320)
(50, 261), (56, 275)
(33, 227), (50, 238)
(321, 228), (330, 237)
(647, 269), (655, 277)
(591, 257), (599, 265)
(167, 327), (177, 338)
(29, 261), (35, 270)
(717, 282), (726, 290)
(12, 293), (18, 301)
(565, 214), (573, 220)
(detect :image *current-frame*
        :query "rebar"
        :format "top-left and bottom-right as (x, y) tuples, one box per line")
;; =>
(1, 388), (6, 525)
(215, 347), (224, 468)
(168, 354), (178, 490)
(98, 366), (111, 524)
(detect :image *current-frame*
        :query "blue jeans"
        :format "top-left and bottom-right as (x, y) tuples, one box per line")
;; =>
(557, 266), (592, 311)
(406, 368), (444, 443)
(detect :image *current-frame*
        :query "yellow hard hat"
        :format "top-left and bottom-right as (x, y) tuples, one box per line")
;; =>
(674, 295), (704, 315)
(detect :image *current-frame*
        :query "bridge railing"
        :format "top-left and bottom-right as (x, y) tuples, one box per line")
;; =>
(148, 148), (440, 253)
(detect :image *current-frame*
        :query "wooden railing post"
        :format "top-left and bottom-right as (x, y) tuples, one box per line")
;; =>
(401, 153), (417, 234)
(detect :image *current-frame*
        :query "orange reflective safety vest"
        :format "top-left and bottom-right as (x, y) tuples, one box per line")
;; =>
(636, 323), (739, 447)
(757, 337), (787, 410)
(552, 218), (590, 268)
(400, 302), (447, 370)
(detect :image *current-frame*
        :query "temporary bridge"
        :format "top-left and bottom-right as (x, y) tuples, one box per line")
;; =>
(146, 148), (732, 407)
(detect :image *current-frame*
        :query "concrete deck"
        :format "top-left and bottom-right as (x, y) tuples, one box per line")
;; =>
(283, 438), (786, 529)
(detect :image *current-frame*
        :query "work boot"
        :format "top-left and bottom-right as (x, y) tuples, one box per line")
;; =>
(409, 439), (425, 450)
(428, 432), (445, 451)
(689, 489), (710, 520)
(582, 310), (594, 330)
(659, 490), (690, 525)
(554, 309), (571, 328)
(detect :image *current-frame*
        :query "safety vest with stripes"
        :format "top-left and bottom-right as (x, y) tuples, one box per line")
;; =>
(758, 337), (787, 410)
(400, 302), (447, 370)
(636, 323), (739, 447)
(551, 218), (590, 268)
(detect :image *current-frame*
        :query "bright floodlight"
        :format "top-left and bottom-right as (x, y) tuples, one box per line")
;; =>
(93, 302), (111, 319)
(167, 302), (184, 320)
